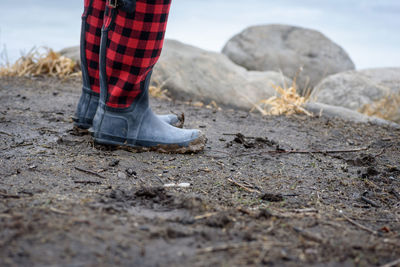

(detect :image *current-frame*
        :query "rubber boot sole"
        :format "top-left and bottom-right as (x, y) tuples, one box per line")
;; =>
(92, 132), (207, 154)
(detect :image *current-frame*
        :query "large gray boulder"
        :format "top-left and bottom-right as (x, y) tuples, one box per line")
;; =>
(311, 68), (400, 123)
(152, 39), (291, 110)
(222, 24), (355, 90)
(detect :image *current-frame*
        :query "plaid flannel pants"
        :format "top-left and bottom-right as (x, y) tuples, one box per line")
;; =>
(82, 0), (171, 108)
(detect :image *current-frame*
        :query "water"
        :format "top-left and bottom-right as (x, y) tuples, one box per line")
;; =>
(1, 0), (399, 69)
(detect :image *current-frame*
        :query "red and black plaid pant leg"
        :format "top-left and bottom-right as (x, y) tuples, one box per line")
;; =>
(82, 0), (106, 94)
(102, 0), (172, 109)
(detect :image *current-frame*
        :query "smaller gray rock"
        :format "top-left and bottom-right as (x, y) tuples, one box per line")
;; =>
(311, 68), (400, 123)
(117, 171), (127, 179)
(305, 102), (400, 129)
(59, 46), (80, 66)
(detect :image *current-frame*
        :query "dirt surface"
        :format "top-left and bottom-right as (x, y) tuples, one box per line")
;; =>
(0, 77), (400, 267)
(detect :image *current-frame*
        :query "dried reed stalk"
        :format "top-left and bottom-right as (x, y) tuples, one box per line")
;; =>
(359, 93), (400, 122)
(149, 85), (171, 100)
(251, 78), (312, 116)
(0, 48), (81, 79)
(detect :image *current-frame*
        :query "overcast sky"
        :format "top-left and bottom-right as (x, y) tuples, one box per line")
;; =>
(1, 0), (399, 69)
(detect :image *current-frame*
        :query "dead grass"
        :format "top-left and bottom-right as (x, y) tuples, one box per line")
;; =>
(359, 93), (400, 122)
(251, 77), (312, 116)
(149, 84), (171, 100)
(0, 48), (81, 79)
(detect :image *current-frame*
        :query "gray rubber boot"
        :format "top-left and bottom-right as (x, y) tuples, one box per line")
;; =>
(73, 2), (180, 130)
(91, 72), (206, 153)
(73, 89), (180, 129)
(73, 87), (99, 129)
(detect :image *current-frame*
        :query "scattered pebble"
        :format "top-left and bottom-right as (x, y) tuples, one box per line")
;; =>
(109, 159), (120, 167)
(164, 183), (191, 188)
(28, 165), (37, 170)
(126, 168), (137, 176)
(117, 172), (127, 179)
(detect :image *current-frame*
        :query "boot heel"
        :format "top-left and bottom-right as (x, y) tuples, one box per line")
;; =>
(73, 88), (99, 129)
(92, 108), (130, 145)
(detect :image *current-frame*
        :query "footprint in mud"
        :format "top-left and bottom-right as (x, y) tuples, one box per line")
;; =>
(346, 153), (375, 167)
(226, 132), (278, 149)
(100, 187), (206, 222)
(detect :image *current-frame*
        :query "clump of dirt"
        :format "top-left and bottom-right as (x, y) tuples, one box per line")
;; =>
(347, 153), (376, 167)
(232, 132), (277, 149)
(260, 193), (284, 202)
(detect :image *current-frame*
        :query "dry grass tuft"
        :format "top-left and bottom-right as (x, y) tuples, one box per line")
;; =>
(0, 48), (81, 79)
(251, 78), (312, 116)
(359, 93), (400, 122)
(149, 82), (171, 100)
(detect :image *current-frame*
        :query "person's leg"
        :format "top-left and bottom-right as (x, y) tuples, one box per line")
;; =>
(73, 0), (105, 129)
(73, 0), (180, 129)
(91, 0), (205, 152)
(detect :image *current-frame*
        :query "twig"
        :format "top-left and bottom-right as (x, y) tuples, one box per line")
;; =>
(197, 242), (261, 254)
(389, 188), (400, 200)
(238, 147), (369, 158)
(227, 178), (260, 193)
(74, 181), (102, 185)
(74, 167), (106, 179)
(373, 148), (386, 158)
(0, 130), (13, 136)
(360, 196), (381, 208)
(292, 208), (319, 213)
(194, 212), (218, 220)
(10, 142), (33, 148)
(293, 227), (325, 243)
(283, 194), (300, 197)
(0, 192), (20, 199)
(223, 133), (258, 139)
(342, 214), (378, 235)
(349, 217), (400, 223)
(212, 146), (369, 159)
(380, 258), (400, 267)
(49, 207), (70, 215)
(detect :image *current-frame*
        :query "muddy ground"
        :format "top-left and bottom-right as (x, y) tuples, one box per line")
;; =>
(0, 76), (399, 267)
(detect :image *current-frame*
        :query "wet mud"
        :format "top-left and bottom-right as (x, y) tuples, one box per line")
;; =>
(0, 77), (399, 266)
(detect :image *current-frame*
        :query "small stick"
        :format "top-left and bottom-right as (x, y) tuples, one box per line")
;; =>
(380, 258), (400, 267)
(343, 214), (377, 235)
(74, 167), (106, 179)
(239, 147), (369, 157)
(197, 242), (261, 254)
(360, 196), (381, 208)
(227, 178), (260, 193)
(194, 212), (218, 220)
(293, 227), (325, 243)
(389, 188), (400, 200)
(222, 133), (257, 139)
(283, 194), (300, 197)
(292, 208), (318, 213)
(49, 207), (69, 215)
(10, 142), (33, 148)
(349, 217), (400, 223)
(211, 147), (370, 159)
(0, 131), (13, 136)
(0, 192), (20, 199)
(74, 181), (102, 185)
